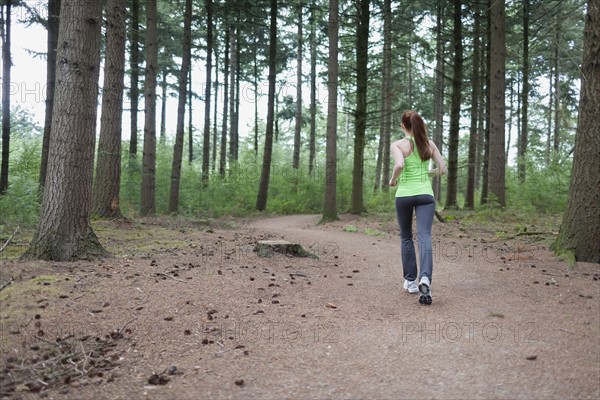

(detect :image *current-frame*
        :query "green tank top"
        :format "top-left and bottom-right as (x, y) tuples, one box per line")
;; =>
(395, 137), (434, 198)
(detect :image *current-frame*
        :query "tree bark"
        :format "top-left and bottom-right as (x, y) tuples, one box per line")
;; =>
(350, 0), (370, 215)
(213, 49), (219, 169)
(322, 0), (338, 221)
(432, 1), (445, 200)
(39, 0), (60, 189)
(129, 0), (140, 157)
(256, 0), (277, 211)
(445, 0), (463, 209)
(202, 0), (213, 185)
(480, 0), (491, 205)
(140, 0), (158, 216)
(159, 69), (167, 145)
(555, 0), (600, 263)
(229, 23), (237, 163)
(22, 0), (108, 261)
(92, 0), (126, 218)
(219, 24), (230, 178)
(188, 67), (193, 163)
(293, 0), (303, 170)
(308, 1), (317, 175)
(465, 0), (481, 210)
(168, 0), (192, 213)
(553, 20), (561, 156)
(375, 0), (392, 193)
(517, 0), (530, 182)
(0, 0), (12, 195)
(487, 0), (506, 207)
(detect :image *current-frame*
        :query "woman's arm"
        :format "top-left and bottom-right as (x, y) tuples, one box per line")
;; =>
(427, 140), (448, 177)
(389, 140), (405, 187)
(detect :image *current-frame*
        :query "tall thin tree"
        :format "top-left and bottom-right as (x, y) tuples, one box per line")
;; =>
(256, 0), (278, 211)
(22, 0), (108, 260)
(202, 0), (213, 185)
(445, 0), (463, 209)
(168, 0), (193, 213)
(140, 0), (158, 216)
(465, 0), (481, 209)
(487, 0), (506, 206)
(0, 0), (12, 195)
(219, 24), (230, 178)
(39, 0), (60, 189)
(293, 0), (303, 169)
(129, 0), (140, 157)
(322, 0), (339, 221)
(92, 0), (127, 218)
(308, 0), (317, 175)
(381, 0), (393, 192)
(350, 0), (370, 214)
(518, 0), (530, 182)
(432, 1), (445, 200)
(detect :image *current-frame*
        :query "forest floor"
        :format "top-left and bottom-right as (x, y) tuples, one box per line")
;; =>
(0, 211), (599, 400)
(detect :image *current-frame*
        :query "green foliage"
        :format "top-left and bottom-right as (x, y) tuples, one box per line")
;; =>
(506, 161), (570, 213)
(343, 225), (357, 233)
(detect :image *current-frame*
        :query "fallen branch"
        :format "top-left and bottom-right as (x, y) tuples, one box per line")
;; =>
(0, 226), (20, 253)
(515, 231), (557, 237)
(0, 276), (14, 292)
(155, 272), (188, 283)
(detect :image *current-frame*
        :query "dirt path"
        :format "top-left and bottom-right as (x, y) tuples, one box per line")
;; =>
(1, 214), (599, 399)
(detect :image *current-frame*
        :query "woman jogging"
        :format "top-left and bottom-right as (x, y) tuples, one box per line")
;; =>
(389, 110), (447, 305)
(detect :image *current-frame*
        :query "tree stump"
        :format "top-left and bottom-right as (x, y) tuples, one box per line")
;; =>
(254, 240), (316, 258)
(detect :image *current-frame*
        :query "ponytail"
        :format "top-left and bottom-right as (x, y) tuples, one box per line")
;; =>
(402, 110), (432, 161)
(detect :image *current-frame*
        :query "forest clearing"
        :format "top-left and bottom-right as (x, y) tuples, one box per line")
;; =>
(1, 213), (599, 399)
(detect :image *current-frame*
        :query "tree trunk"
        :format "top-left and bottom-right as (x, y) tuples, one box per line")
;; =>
(487, 0), (506, 207)
(188, 67), (193, 163)
(92, 0), (126, 218)
(256, 0), (277, 212)
(293, 0), (303, 170)
(465, 0), (481, 210)
(229, 23), (237, 163)
(555, 0), (600, 264)
(0, 0), (12, 195)
(168, 0), (192, 213)
(553, 20), (561, 156)
(219, 24), (230, 178)
(129, 0), (140, 157)
(322, 0), (338, 221)
(234, 32), (240, 161)
(254, 38), (259, 157)
(350, 0), (370, 215)
(202, 0), (213, 185)
(480, 0), (491, 205)
(212, 49), (219, 169)
(22, 0), (108, 261)
(518, 0), (530, 183)
(432, 1), (445, 200)
(374, 0), (392, 193)
(444, 0), (463, 209)
(39, 0), (60, 189)
(475, 23), (486, 191)
(308, 1), (317, 175)
(159, 69), (167, 145)
(140, 0), (158, 216)
(546, 65), (553, 166)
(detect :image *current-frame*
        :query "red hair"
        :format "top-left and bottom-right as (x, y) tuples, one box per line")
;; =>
(401, 110), (432, 161)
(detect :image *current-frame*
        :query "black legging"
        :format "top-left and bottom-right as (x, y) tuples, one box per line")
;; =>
(395, 194), (435, 283)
